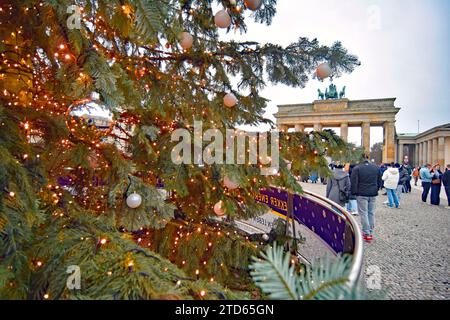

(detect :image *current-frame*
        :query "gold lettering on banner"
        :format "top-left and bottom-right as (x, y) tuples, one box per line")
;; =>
(270, 197), (288, 211)
(253, 193), (269, 204)
(253, 192), (288, 212)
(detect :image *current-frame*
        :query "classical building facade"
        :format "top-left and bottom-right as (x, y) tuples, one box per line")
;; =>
(397, 123), (450, 166)
(274, 97), (400, 163)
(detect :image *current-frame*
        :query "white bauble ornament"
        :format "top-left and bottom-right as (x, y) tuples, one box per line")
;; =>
(316, 62), (332, 80)
(126, 193), (142, 209)
(223, 93), (238, 107)
(223, 176), (239, 190)
(245, 0), (262, 11)
(230, 0), (237, 5)
(214, 10), (231, 29)
(179, 32), (193, 50)
(262, 233), (270, 241)
(214, 200), (226, 216)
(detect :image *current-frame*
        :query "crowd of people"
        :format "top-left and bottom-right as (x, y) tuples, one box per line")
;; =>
(323, 156), (450, 242)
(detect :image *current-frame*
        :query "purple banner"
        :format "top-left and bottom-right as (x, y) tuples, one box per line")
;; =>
(255, 188), (352, 254)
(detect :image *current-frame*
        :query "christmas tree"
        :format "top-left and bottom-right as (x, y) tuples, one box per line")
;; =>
(0, 0), (359, 299)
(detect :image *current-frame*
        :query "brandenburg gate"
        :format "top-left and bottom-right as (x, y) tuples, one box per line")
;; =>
(274, 85), (400, 163)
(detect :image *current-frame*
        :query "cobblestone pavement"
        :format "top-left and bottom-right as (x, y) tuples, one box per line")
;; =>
(300, 182), (450, 300)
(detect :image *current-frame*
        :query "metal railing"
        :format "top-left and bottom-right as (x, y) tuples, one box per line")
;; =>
(301, 189), (363, 286)
(236, 187), (363, 287)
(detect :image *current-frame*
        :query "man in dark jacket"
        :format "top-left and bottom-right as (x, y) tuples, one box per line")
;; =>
(350, 155), (382, 242)
(443, 164), (450, 208)
(396, 163), (408, 202)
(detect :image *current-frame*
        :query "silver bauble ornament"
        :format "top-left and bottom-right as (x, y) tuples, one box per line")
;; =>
(223, 176), (239, 190)
(223, 93), (238, 107)
(262, 233), (270, 241)
(214, 10), (231, 29)
(126, 193), (142, 209)
(179, 31), (193, 50)
(316, 63), (332, 80)
(214, 200), (226, 216)
(245, 0), (262, 11)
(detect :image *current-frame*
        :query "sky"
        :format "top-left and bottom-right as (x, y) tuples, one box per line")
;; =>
(221, 0), (450, 147)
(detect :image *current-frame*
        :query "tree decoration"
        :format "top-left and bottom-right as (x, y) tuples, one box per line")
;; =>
(126, 192), (143, 209)
(0, 0), (360, 301)
(178, 31), (193, 50)
(223, 175), (239, 190)
(316, 62), (332, 80)
(223, 93), (238, 108)
(66, 94), (114, 143)
(214, 200), (226, 216)
(245, 0), (262, 11)
(214, 10), (232, 29)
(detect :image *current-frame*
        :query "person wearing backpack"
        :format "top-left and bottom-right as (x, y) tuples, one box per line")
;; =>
(326, 164), (350, 207)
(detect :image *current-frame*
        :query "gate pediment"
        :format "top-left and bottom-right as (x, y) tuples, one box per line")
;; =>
(313, 99), (349, 112)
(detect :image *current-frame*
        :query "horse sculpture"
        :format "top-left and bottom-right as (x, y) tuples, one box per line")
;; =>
(325, 84), (338, 99)
(339, 86), (346, 99)
(318, 84), (346, 100)
(317, 89), (325, 100)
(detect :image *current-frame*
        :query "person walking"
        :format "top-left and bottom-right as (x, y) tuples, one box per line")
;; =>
(443, 165), (450, 209)
(404, 163), (412, 193)
(346, 163), (359, 216)
(350, 155), (382, 242)
(382, 163), (400, 209)
(420, 164), (434, 203)
(395, 163), (408, 202)
(326, 164), (351, 208)
(412, 166), (420, 186)
(430, 164), (443, 206)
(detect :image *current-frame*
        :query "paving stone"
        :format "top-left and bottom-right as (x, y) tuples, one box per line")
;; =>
(300, 182), (450, 300)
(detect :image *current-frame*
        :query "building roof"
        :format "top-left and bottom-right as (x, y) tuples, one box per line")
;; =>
(397, 123), (450, 141)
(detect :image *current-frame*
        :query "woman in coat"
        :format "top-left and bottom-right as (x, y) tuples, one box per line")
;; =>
(382, 163), (400, 208)
(430, 164), (443, 206)
(326, 164), (351, 207)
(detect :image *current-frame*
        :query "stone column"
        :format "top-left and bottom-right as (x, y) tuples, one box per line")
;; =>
(362, 122), (371, 155)
(295, 124), (305, 133)
(427, 140), (433, 164)
(383, 121), (396, 163)
(422, 141), (428, 164)
(415, 144), (420, 166)
(438, 137), (445, 166)
(340, 123), (349, 142)
(313, 123), (323, 131)
(398, 144), (404, 164)
(431, 138), (438, 164)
